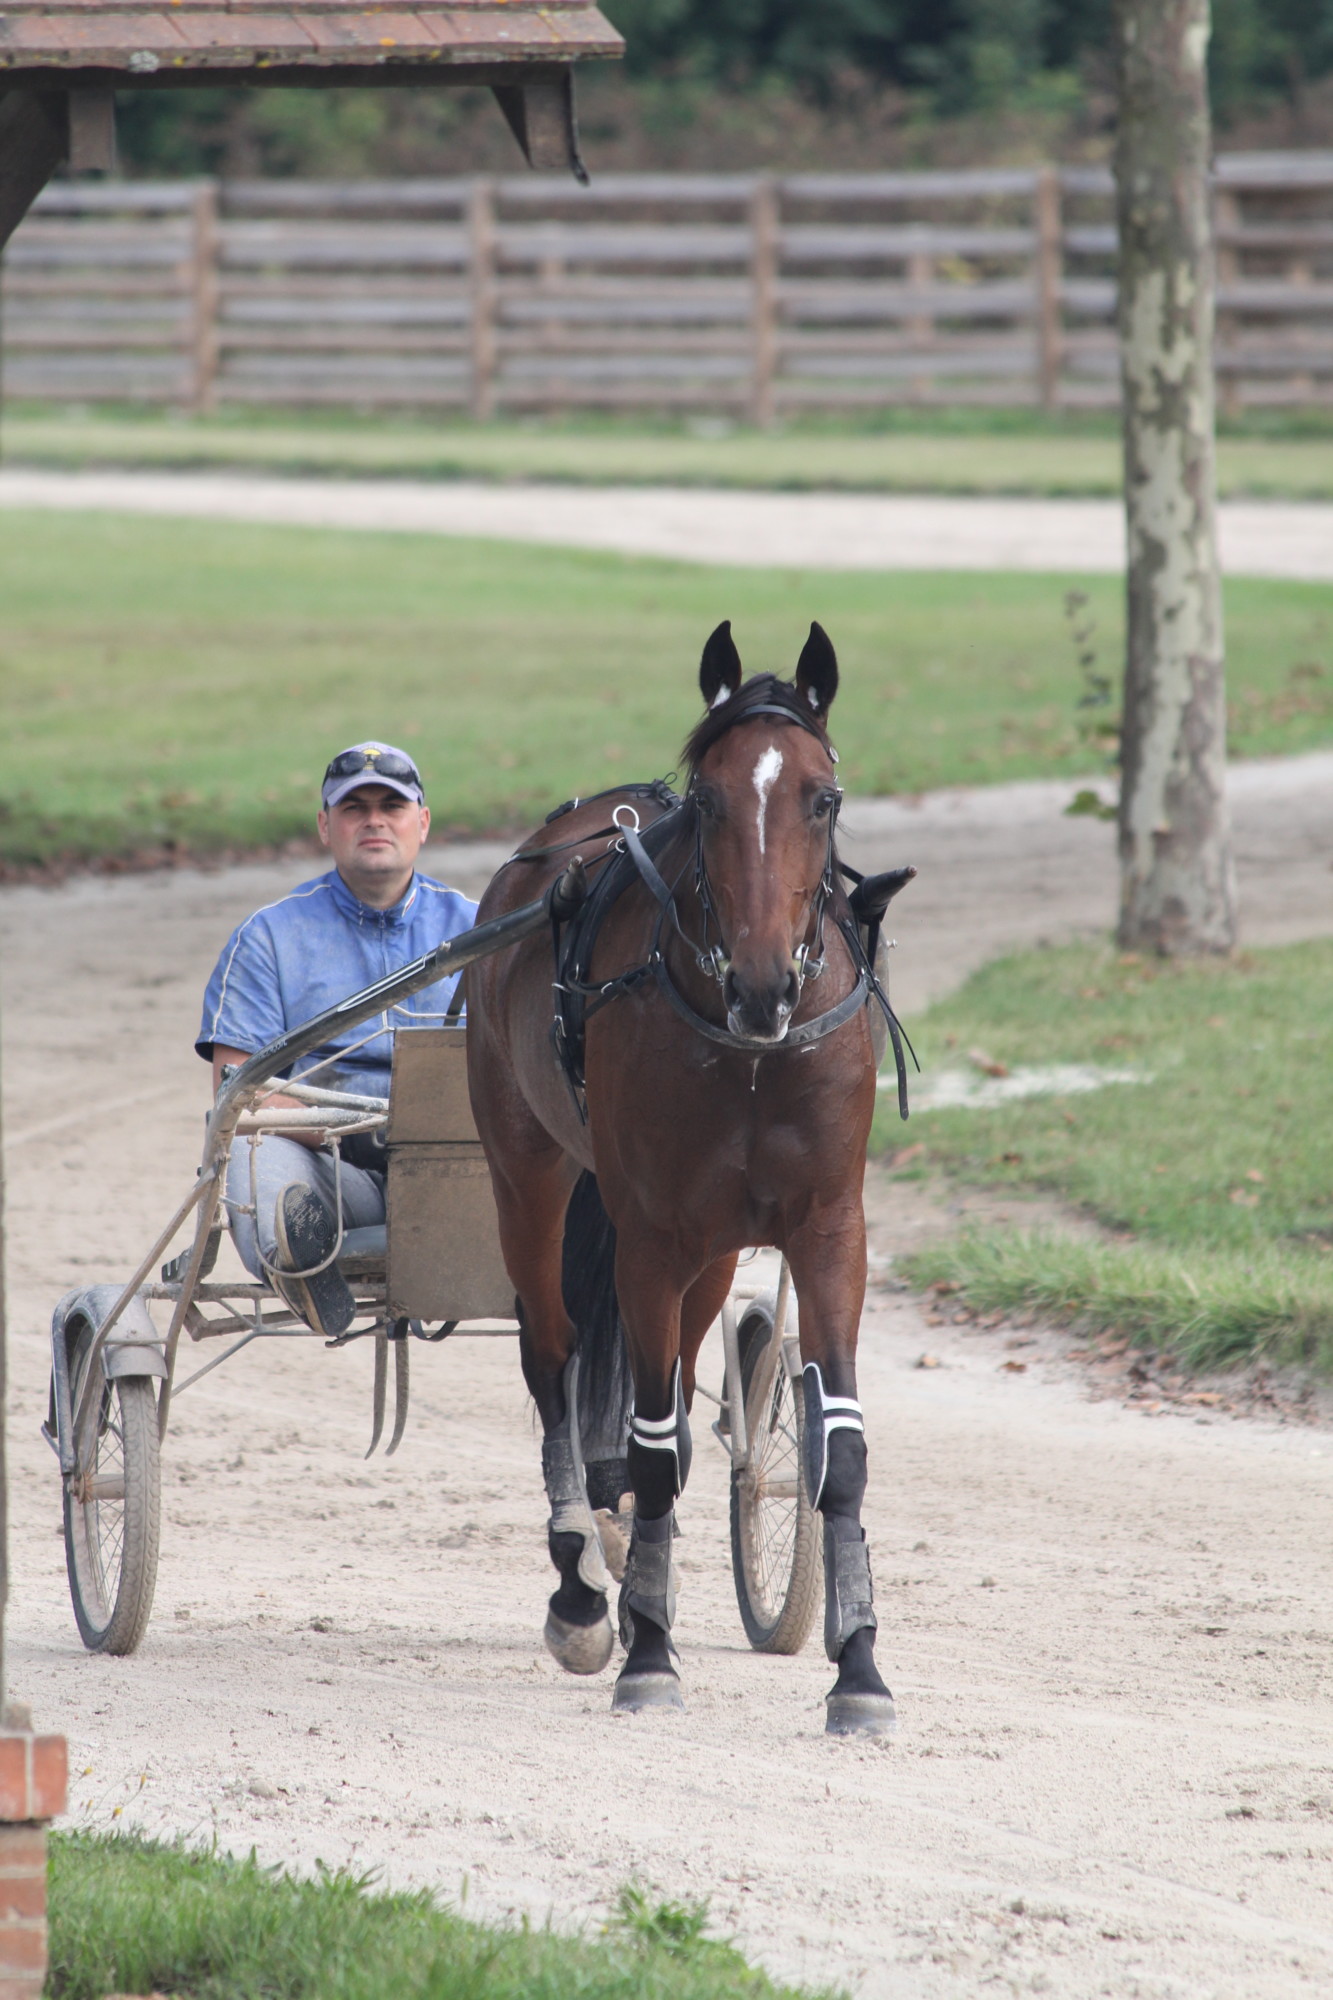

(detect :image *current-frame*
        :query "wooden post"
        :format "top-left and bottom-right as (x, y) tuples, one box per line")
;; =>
(1213, 186), (1241, 419)
(1113, 0), (1235, 956)
(749, 175), (778, 429)
(469, 176), (496, 423)
(68, 90), (116, 175)
(907, 239), (933, 402)
(0, 90), (67, 254)
(1035, 164), (1063, 410)
(189, 179), (219, 416)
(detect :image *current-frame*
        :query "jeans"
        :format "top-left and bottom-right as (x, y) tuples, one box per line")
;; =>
(225, 1133), (386, 1281)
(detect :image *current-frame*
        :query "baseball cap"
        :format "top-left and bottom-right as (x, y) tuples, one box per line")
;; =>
(321, 742), (425, 811)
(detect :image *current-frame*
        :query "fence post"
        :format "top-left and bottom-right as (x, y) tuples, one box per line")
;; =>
(469, 176), (496, 422)
(906, 233), (934, 402)
(1034, 164), (1062, 411)
(749, 175), (778, 429)
(1212, 185), (1244, 419)
(189, 180), (219, 415)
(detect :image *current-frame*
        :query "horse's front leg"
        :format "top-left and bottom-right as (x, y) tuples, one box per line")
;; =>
(611, 1242), (735, 1714)
(490, 1148), (614, 1677)
(785, 1198), (896, 1737)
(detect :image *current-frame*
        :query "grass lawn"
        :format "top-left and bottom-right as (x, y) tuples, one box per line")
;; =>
(47, 1831), (827, 2000)
(4, 510), (1333, 868)
(875, 939), (1333, 1371)
(7, 404), (1333, 499)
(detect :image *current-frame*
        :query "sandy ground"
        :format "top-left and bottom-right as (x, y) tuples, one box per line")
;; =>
(5, 467), (1333, 579)
(3, 765), (1333, 1997)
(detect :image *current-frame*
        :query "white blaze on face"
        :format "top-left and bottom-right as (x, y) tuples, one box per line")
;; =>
(752, 743), (783, 857)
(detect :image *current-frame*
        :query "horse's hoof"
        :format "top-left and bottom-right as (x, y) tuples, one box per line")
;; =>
(825, 1691), (897, 1738)
(612, 1670), (684, 1715)
(593, 1505), (632, 1584)
(544, 1607), (614, 1676)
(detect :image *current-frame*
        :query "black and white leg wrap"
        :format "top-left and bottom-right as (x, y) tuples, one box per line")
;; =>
(628, 1358), (692, 1498)
(540, 1354), (608, 1593)
(619, 1507), (677, 1640)
(801, 1362), (865, 1510)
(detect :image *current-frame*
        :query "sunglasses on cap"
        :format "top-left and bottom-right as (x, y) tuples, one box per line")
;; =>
(323, 747), (423, 788)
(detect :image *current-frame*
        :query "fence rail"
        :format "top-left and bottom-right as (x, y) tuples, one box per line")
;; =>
(3, 155), (1333, 417)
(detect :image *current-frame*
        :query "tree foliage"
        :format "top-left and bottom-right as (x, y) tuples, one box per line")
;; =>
(609, 0), (1333, 114)
(110, 0), (1333, 176)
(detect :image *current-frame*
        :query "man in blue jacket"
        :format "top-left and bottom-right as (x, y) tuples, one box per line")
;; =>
(198, 742), (477, 1338)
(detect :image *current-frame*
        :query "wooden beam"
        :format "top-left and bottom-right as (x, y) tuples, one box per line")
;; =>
(492, 74), (588, 184)
(0, 90), (67, 253)
(68, 90), (116, 176)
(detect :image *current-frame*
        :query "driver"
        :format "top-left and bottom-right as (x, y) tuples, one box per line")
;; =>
(196, 742), (477, 1339)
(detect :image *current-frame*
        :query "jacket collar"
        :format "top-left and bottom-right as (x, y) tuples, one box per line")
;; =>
(329, 868), (420, 927)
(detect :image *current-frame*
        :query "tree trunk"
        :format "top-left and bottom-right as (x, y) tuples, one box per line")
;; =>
(1113, 0), (1236, 955)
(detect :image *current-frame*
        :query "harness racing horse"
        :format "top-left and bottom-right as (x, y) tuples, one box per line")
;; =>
(468, 622), (913, 1735)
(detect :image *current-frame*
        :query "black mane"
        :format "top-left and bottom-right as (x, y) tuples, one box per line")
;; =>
(681, 672), (832, 780)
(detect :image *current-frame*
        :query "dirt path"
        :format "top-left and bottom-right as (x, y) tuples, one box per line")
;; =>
(3, 771), (1333, 1997)
(5, 467), (1333, 578)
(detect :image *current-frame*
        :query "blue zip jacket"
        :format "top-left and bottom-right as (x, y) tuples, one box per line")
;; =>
(196, 868), (478, 1092)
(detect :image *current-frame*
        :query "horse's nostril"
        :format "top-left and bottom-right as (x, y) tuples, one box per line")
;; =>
(782, 969), (801, 1011)
(724, 969), (741, 1014)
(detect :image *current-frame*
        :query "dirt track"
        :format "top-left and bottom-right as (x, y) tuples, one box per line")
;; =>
(6, 468), (1333, 578)
(4, 767), (1333, 1997)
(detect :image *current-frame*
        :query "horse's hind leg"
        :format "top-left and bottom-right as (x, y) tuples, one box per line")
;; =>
(490, 1147), (614, 1676)
(785, 1203), (896, 1738)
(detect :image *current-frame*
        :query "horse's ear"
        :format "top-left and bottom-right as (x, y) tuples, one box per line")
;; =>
(699, 620), (743, 710)
(794, 621), (839, 719)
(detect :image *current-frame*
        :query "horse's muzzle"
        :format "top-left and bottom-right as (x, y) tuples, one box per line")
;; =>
(724, 963), (801, 1044)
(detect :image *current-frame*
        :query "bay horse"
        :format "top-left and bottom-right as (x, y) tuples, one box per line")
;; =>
(467, 621), (912, 1735)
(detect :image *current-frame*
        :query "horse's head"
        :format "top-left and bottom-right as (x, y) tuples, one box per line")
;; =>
(683, 620), (842, 1045)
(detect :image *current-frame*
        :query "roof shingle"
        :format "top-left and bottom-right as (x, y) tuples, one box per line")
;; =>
(0, 0), (622, 73)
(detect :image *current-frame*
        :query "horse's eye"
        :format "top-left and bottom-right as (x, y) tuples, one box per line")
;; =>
(813, 791), (836, 819)
(696, 790), (719, 819)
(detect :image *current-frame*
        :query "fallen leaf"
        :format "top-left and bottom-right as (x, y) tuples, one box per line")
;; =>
(890, 1141), (925, 1170)
(915, 1353), (943, 1370)
(967, 1046), (1010, 1078)
(1245, 1168), (1265, 1183)
(1000, 1359), (1027, 1374)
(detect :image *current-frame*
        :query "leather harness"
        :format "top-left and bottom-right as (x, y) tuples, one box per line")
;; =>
(502, 748), (916, 1126)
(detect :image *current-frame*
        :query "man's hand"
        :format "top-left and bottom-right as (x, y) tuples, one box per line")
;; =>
(212, 1045), (329, 1150)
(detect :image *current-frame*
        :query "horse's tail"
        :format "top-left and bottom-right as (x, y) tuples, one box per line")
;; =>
(561, 1170), (633, 1511)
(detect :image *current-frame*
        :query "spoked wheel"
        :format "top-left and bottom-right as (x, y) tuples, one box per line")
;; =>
(729, 1295), (822, 1654)
(63, 1320), (161, 1655)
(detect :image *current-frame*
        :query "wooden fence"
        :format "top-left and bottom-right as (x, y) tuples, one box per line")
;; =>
(3, 155), (1332, 417)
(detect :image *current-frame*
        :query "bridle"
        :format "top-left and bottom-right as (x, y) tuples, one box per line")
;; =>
(631, 703), (845, 1030)
(509, 703), (915, 1118)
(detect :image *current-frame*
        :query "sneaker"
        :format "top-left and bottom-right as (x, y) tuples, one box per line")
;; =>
(271, 1184), (356, 1338)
